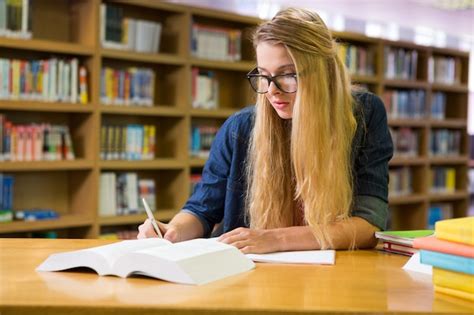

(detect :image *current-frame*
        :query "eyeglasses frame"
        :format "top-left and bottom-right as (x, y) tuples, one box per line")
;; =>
(246, 68), (298, 94)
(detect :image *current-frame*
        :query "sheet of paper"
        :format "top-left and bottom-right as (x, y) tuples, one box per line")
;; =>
(402, 252), (432, 275)
(246, 250), (335, 265)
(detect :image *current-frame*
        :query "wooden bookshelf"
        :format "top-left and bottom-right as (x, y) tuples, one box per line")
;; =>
(0, 0), (469, 237)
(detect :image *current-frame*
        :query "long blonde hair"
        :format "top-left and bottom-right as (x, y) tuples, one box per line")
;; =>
(245, 8), (357, 249)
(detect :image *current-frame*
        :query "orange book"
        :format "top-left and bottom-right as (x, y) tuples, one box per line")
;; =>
(413, 236), (474, 258)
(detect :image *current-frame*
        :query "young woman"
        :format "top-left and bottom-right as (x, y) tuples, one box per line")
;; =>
(137, 7), (393, 253)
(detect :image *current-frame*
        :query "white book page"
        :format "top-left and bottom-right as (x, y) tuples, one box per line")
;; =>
(89, 238), (171, 267)
(135, 238), (230, 262)
(246, 250), (336, 265)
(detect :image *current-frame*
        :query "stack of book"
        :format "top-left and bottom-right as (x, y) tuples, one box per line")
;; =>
(375, 230), (434, 256)
(100, 4), (162, 53)
(0, 0), (32, 39)
(413, 217), (473, 301)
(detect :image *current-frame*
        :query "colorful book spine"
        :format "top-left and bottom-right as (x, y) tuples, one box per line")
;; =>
(420, 250), (474, 275)
(0, 115), (75, 161)
(0, 57), (86, 104)
(100, 67), (154, 106)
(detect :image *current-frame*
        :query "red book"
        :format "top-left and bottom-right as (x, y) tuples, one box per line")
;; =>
(383, 241), (418, 256)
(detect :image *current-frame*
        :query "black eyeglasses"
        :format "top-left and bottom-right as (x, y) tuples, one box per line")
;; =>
(246, 68), (298, 94)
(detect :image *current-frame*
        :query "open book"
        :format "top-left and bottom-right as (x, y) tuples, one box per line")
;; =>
(36, 238), (255, 285)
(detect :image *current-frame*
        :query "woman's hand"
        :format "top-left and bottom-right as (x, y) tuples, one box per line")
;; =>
(218, 227), (282, 254)
(137, 219), (180, 242)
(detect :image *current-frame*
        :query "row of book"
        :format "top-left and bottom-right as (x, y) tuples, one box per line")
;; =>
(191, 68), (219, 109)
(384, 47), (418, 80)
(469, 169), (474, 194)
(0, 0), (31, 39)
(429, 129), (461, 157)
(431, 92), (447, 120)
(190, 125), (219, 158)
(383, 89), (426, 119)
(427, 203), (453, 229)
(0, 173), (13, 212)
(337, 43), (375, 76)
(390, 127), (419, 157)
(100, 67), (155, 107)
(415, 217), (473, 301)
(100, 4), (162, 53)
(430, 167), (456, 193)
(191, 23), (242, 61)
(0, 58), (88, 104)
(100, 124), (155, 161)
(428, 56), (463, 85)
(0, 115), (75, 162)
(389, 167), (412, 196)
(99, 172), (156, 217)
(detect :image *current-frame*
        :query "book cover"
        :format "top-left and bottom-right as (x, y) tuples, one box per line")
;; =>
(433, 267), (474, 294)
(435, 284), (474, 302)
(37, 238), (255, 285)
(413, 236), (474, 258)
(375, 230), (434, 246)
(383, 241), (418, 256)
(435, 217), (474, 246)
(420, 249), (473, 275)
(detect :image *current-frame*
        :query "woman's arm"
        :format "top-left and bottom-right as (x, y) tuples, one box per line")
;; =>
(219, 216), (379, 254)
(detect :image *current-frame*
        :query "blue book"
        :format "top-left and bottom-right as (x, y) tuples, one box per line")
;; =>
(420, 249), (474, 275)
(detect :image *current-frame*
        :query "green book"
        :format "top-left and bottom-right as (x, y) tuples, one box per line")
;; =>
(375, 230), (434, 247)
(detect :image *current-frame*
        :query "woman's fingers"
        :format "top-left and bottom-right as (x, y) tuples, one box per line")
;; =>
(137, 219), (158, 239)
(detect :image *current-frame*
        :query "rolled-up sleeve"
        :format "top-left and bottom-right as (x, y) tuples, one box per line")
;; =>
(352, 93), (394, 230)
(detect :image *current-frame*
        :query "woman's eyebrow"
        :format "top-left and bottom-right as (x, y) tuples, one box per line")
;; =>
(257, 64), (296, 73)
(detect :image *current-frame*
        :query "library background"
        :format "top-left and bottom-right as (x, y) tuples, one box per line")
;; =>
(0, 0), (472, 239)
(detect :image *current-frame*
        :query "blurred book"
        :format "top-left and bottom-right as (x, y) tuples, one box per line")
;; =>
(435, 216), (474, 245)
(375, 230), (434, 256)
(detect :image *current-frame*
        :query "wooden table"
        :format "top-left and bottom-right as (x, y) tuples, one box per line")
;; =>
(0, 238), (473, 314)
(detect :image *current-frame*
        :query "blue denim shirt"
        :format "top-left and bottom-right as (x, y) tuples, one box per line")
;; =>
(182, 91), (394, 236)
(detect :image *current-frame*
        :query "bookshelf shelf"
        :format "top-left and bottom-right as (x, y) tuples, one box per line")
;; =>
(0, 1), (468, 236)
(0, 214), (94, 234)
(99, 209), (177, 226)
(388, 119), (427, 127)
(429, 191), (469, 202)
(382, 79), (429, 89)
(190, 58), (255, 71)
(429, 156), (469, 165)
(0, 160), (94, 172)
(389, 156), (427, 166)
(0, 101), (94, 113)
(351, 75), (379, 84)
(428, 119), (467, 128)
(430, 83), (469, 93)
(101, 49), (186, 65)
(0, 37), (95, 56)
(389, 194), (427, 205)
(100, 106), (185, 117)
(333, 31), (378, 43)
(99, 159), (186, 170)
(189, 158), (207, 168)
(190, 108), (239, 118)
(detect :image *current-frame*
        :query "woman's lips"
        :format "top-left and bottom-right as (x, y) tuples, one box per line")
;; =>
(273, 101), (289, 110)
